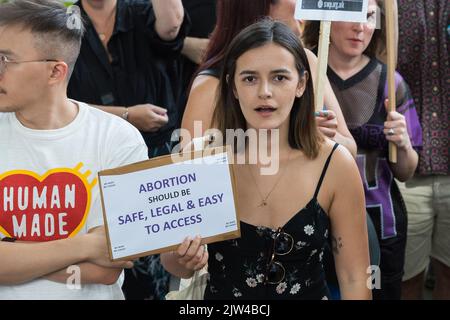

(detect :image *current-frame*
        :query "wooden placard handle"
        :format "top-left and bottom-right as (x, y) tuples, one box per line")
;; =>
(314, 21), (331, 112)
(385, 0), (397, 163)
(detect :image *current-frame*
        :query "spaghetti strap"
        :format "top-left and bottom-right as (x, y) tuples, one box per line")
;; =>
(313, 143), (339, 199)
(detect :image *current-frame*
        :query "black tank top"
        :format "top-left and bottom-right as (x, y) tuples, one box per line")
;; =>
(205, 143), (339, 300)
(197, 67), (221, 79)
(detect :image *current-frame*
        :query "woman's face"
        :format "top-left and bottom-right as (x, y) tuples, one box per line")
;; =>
(330, 0), (378, 59)
(232, 43), (307, 132)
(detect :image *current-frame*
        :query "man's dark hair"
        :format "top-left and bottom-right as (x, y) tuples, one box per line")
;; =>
(0, 0), (85, 79)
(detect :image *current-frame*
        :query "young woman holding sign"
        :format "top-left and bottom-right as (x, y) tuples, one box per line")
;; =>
(162, 19), (371, 300)
(303, 0), (422, 300)
(180, 0), (357, 158)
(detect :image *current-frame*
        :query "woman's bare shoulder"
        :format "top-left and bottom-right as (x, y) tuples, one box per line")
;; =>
(319, 139), (357, 174)
(191, 74), (220, 91)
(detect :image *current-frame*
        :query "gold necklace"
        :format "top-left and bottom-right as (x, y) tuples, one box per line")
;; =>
(247, 149), (292, 207)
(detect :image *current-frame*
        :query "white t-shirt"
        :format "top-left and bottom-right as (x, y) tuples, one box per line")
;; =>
(0, 101), (148, 300)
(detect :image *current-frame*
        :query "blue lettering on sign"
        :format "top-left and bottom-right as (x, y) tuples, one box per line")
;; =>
(150, 203), (184, 217)
(163, 214), (203, 231)
(356, 155), (396, 239)
(198, 193), (224, 207)
(118, 211), (146, 225)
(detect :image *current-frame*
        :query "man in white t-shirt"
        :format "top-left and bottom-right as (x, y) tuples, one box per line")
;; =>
(0, 0), (148, 299)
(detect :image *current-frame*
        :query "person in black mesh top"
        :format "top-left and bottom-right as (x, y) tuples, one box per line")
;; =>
(303, 0), (422, 300)
(162, 19), (371, 300)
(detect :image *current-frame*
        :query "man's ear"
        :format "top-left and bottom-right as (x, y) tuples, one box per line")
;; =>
(48, 61), (69, 85)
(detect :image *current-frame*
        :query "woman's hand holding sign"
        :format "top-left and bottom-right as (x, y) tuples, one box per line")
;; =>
(175, 236), (208, 271)
(315, 109), (338, 138)
(162, 236), (208, 279)
(383, 99), (411, 150)
(382, 99), (418, 182)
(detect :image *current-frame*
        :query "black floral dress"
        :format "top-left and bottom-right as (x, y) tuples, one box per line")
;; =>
(204, 144), (339, 300)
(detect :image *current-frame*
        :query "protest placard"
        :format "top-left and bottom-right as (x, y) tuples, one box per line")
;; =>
(295, 0), (368, 22)
(98, 147), (240, 261)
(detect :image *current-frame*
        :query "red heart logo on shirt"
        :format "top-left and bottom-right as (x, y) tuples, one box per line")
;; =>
(0, 166), (95, 242)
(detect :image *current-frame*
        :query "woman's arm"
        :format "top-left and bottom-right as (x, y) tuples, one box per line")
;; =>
(305, 49), (357, 158)
(389, 143), (418, 182)
(152, 0), (185, 41)
(182, 37), (210, 65)
(181, 75), (220, 138)
(326, 146), (372, 300)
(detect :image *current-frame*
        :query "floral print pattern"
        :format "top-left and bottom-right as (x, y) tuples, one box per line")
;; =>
(290, 283), (301, 294)
(304, 225), (315, 236)
(204, 198), (332, 300)
(246, 278), (257, 288)
(276, 282), (287, 294)
(215, 252), (224, 262)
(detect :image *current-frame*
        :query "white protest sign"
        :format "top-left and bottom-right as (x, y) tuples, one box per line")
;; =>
(295, 0), (368, 22)
(98, 148), (239, 261)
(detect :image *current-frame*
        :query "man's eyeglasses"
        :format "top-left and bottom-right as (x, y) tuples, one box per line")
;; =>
(0, 55), (59, 75)
(265, 227), (294, 285)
